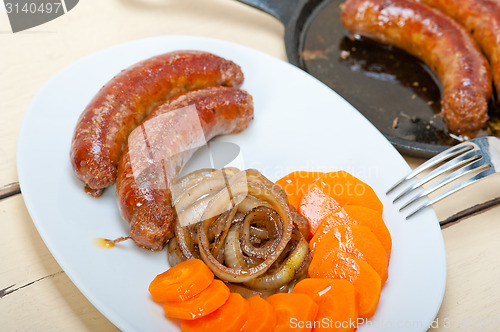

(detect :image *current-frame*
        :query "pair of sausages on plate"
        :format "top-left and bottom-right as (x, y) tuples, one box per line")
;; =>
(341, 0), (500, 135)
(72, 1), (499, 247)
(70, 51), (254, 249)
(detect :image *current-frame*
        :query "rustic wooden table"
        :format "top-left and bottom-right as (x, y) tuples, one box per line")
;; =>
(1, 1), (500, 331)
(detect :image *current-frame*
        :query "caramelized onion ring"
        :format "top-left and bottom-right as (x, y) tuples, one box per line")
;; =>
(170, 168), (308, 290)
(198, 181), (293, 282)
(240, 206), (282, 259)
(243, 230), (309, 290)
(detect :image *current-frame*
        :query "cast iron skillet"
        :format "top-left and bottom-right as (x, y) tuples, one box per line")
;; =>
(237, 0), (499, 158)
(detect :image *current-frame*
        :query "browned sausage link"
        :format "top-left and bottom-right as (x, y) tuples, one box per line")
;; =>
(116, 86), (254, 250)
(70, 51), (244, 197)
(341, 0), (492, 135)
(419, 0), (500, 99)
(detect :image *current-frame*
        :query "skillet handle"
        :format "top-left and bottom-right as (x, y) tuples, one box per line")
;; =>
(235, 0), (294, 25)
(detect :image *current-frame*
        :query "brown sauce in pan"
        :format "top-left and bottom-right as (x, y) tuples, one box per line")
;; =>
(300, 0), (500, 147)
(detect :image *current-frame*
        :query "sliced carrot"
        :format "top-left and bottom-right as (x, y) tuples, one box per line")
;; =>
(308, 248), (381, 319)
(242, 296), (277, 332)
(313, 225), (388, 284)
(309, 208), (357, 252)
(149, 258), (214, 302)
(266, 293), (319, 332)
(292, 278), (358, 332)
(276, 171), (324, 209)
(163, 279), (230, 320)
(343, 205), (392, 258)
(297, 184), (343, 238)
(314, 171), (383, 214)
(181, 293), (249, 332)
(310, 206), (392, 260)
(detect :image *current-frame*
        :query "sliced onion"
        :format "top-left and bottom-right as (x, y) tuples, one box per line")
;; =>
(169, 167), (308, 291)
(174, 219), (199, 259)
(291, 210), (310, 240)
(198, 181), (293, 282)
(176, 194), (213, 227)
(174, 175), (231, 212)
(244, 230), (309, 290)
(224, 224), (247, 269)
(166, 237), (187, 267)
(249, 225), (268, 240)
(210, 206), (237, 258)
(240, 206), (282, 259)
(237, 195), (271, 214)
(224, 223), (266, 269)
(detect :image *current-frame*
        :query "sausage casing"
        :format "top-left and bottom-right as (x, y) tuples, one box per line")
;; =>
(419, 0), (500, 99)
(116, 86), (254, 250)
(341, 0), (492, 134)
(71, 51), (244, 197)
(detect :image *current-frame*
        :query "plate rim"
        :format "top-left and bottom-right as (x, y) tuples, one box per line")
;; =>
(16, 34), (446, 332)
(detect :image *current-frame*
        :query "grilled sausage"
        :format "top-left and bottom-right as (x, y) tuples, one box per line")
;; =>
(70, 51), (244, 197)
(419, 0), (500, 99)
(116, 86), (254, 250)
(341, 0), (492, 135)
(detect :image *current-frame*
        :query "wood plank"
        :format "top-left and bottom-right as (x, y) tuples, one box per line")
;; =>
(0, 182), (20, 200)
(433, 207), (500, 331)
(0, 195), (116, 330)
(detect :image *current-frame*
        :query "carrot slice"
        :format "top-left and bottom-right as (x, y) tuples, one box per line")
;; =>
(298, 184), (344, 238)
(276, 171), (324, 209)
(313, 225), (388, 284)
(308, 248), (381, 319)
(343, 205), (392, 258)
(292, 278), (358, 332)
(266, 293), (319, 332)
(314, 171), (383, 214)
(163, 279), (230, 320)
(309, 208), (357, 252)
(181, 293), (249, 332)
(242, 296), (277, 332)
(149, 259), (214, 302)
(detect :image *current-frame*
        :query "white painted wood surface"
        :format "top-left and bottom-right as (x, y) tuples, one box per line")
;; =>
(1, 1), (499, 331)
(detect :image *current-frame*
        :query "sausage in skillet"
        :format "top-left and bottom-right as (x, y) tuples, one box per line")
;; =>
(341, 0), (492, 135)
(419, 0), (500, 101)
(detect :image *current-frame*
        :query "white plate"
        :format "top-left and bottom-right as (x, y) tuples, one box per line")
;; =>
(17, 36), (446, 332)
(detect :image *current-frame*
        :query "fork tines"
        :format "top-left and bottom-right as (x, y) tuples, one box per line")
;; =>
(387, 137), (497, 219)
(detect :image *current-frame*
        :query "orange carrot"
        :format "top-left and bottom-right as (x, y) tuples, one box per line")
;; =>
(308, 248), (381, 319)
(266, 293), (319, 332)
(181, 293), (249, 332)
(298, 184), (344, 238)
(242, 296), (277, 332)
(163, 279), (230, 320)
(309, 208), (357, 252)
(149, 259), (214, 302)
(343, 205), (392, 258)
(276, 171), (324, 209)
(292, 278), (358, 332)
(312, 225), (388, 284)
(310, 206), (391, 260)
(314, 171), (383, 214)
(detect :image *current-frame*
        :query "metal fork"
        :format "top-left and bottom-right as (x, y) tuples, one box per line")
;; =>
(387, 136), (500, 219)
